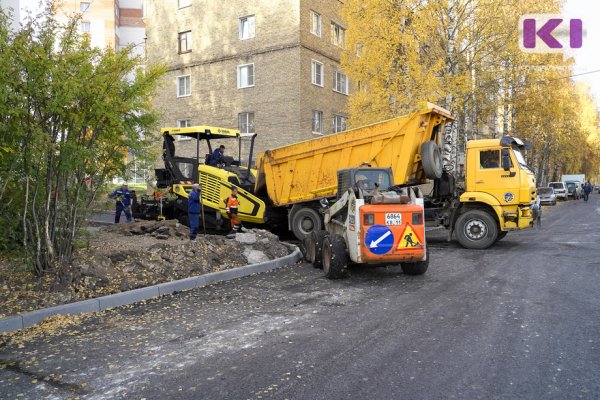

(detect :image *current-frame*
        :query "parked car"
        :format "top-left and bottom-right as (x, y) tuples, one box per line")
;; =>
(548, 182), (568, 201)
(595, 185), (600, 193)
(537, 187), (557, 205)
(565, 181), (582, 199)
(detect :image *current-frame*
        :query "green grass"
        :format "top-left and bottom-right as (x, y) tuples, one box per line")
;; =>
(127, 183), (148, 193)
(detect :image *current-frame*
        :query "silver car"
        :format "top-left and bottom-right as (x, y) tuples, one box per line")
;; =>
(537, 187), (557, 205)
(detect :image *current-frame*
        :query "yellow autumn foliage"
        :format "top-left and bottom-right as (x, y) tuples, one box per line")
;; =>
(341, 0), (600, 182)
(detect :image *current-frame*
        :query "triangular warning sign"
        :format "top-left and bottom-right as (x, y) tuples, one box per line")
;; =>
(397, 224), (423, 249)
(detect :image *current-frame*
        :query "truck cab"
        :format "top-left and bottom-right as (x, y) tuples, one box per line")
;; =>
(455, 136), (536, 248)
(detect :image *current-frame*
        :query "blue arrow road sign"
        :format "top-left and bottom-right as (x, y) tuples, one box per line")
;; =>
(365, 225), (394, 255)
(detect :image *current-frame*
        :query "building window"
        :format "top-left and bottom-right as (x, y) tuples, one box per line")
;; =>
(177, 119), (191, 128)
(178, 0), (192, 8)
(176, 119), (192, 140)
(356, 44), (363, 57)
(80, 2), (90, 12)
(239, 15), (256, 40)
(333, 115), (347, 133)
(310, 11), (321, 37)
(311, 60), (323, 87)
(357, 80), (368, 93)
(331, 22), (346, 48)
(312, 111), (323, 134)
(126, 155), (149, 184)
(238, 112), (255, 134)
(334, 71), (348, 95)
(178, 31), (192, 53)
(177, 75), (191, 97)
(81, 21), (91, 33)
(237, 63), (254, 88)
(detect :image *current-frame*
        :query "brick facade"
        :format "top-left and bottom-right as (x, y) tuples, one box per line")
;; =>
(146, 0), (349, 160)
(119, 8), (144, 27)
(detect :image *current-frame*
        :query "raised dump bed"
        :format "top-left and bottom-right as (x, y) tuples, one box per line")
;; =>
(255, 104), (453, 206)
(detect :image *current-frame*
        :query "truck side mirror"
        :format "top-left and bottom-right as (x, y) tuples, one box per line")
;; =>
(502, 156), (511, 171)
(501, 149), (511, 171)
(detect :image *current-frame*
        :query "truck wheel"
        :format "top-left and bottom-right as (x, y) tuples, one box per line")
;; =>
(421, 141), (443, 179)
(303, 230), (328, 268)
(322, 234), (348, 279)
(290, 207), (323, 240)
(496, 231), (508, 241)
(401, 249), (429, 275)
(455, 209), (498, 249)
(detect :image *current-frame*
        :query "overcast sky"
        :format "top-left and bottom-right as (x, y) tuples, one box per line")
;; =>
(562, 0), (600, 107)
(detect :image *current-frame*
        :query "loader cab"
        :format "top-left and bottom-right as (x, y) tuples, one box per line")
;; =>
(337, 168), (393, 199)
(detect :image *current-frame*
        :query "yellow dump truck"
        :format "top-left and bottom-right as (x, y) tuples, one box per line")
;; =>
(433, 135), (537, 248)
(134, 103), (536, 249)
(254, 106), (447, 238)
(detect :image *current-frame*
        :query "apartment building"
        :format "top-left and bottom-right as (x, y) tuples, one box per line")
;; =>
(145, 0), (350, 157)
(57, 0), (146, 183)
(56, 0), (144, 55)
(0, 0), (33, 30)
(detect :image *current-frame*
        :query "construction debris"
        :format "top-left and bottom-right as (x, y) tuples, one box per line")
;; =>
(0, 220), (291, 318)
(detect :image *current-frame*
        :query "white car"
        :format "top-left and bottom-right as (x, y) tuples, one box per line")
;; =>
(548, 182), (568, 201)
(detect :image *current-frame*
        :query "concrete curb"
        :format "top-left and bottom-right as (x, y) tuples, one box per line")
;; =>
(0, 245), (302, 334)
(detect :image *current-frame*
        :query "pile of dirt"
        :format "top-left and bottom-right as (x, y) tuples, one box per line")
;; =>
(106, 219), (190, 240)
(0, 220), (292, 318)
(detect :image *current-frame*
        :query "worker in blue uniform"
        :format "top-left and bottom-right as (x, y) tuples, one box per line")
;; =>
(109, 183), (133, 224)
(188, 183), (201, 239)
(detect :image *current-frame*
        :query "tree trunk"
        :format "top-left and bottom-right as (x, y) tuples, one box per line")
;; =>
(441, 0), (458, 174)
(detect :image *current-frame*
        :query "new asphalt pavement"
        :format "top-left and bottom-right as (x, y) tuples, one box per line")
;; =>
(1, 195), (599, 399)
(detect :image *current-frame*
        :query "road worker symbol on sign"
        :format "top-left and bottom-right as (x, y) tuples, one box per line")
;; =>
(397, 224), (423, 248)
(365, 225), (395, 255)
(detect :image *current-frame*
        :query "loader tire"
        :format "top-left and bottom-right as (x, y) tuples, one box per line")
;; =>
(322, 234), (348, 279)
(421, 141), (443, 179)
(303, 230), (328, 268)
(455, 209), (498, 249)
(290, 207), (323, 240)
(401, 249), (429, 275)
